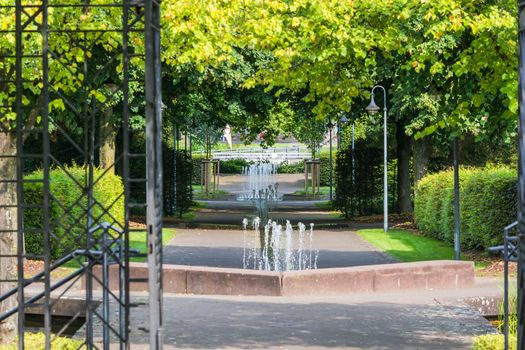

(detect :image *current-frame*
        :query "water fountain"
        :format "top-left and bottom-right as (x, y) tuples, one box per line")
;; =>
(242, 217), (319, 272)
(237, 162), (281, 201)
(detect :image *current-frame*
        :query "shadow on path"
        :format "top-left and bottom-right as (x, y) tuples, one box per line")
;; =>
(128, 296), (493, 350)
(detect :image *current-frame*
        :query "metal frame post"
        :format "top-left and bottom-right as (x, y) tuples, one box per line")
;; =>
(145, 0), (164, 348)
(518, 2), (525, 349)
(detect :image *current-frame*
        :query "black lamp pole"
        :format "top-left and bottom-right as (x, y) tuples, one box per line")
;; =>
(327, 120), (335, 200)
(366, 85), (388, 233)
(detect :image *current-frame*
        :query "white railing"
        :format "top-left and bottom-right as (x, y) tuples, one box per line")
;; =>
(212, 146), (310, 162)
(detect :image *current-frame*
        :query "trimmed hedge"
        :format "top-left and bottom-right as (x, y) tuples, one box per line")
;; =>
(278, 155), (331, 186)
(414, 167), (517, 250)
(164, 150), (193, 217)
(334, 148), (398, 217)
(191, 157), (250, 184)
(24, 166), (124, 260)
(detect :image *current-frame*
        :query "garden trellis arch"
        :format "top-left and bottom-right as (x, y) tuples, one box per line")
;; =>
(0, 0), (163, 349)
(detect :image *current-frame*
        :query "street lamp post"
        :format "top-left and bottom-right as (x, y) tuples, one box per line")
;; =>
(366, 85), (388, 233)
(337, 114), (349, 151)
(327, 120), (336, 201)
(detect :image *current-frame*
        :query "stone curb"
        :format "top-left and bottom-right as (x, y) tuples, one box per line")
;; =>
(84, 260), (474, 296)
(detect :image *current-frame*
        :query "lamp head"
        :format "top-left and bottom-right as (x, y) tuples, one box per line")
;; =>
(365, 93), (380, 115)
(339, 114), (349, 124)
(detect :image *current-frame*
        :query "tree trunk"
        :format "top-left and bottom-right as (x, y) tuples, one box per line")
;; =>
(0, 132), (17, 343)
(99, 86), (116, 171)
(396, 121), (413, 213)
(413, 137), (430, 187)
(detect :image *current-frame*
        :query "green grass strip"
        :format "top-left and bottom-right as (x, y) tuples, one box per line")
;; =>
(356, 228), (455, 262)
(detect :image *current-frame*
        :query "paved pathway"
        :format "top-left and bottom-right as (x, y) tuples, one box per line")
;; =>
(164, 228), (395, 269)
(124, 277), (500, 350)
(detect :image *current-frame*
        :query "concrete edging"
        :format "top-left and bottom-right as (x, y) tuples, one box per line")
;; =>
(84, 260), (475, 296)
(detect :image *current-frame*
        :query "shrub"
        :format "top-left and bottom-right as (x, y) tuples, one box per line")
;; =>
(414, 167), (517, 250)
(219, 158), (251, 173)
(278, 161), (304, 174)
(191, 157), (249, 184)
(0, 333), (84, 350)
(24, 165), (124, 260)
(471, 334), (516, 350)
(278, 154), (332, 186)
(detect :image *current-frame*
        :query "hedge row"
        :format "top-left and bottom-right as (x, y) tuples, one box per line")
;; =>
(24, 166), (124, 260)
(414, 167), (517, 250)
(334, 148), (398, 217)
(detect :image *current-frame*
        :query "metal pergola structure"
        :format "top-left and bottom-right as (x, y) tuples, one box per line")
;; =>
(0, 1), (163, 349)
(520, 1), (525, 350)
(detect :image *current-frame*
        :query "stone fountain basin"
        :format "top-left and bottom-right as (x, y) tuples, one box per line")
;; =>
(85, 260), (474, 297)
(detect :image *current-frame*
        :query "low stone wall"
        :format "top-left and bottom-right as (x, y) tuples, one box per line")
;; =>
(84, 260), (475, 296)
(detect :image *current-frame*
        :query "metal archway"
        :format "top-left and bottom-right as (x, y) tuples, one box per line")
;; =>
(0, 1), (163, 349)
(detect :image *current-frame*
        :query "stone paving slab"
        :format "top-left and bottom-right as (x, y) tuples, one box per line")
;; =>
(122, 284), (498, 350)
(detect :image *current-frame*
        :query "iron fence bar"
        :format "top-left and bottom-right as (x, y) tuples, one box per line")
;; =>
(15, 0), (26, 347)
(505, 225), (511, 350)
(122, 1), (132, 347)
(41, 1), (52, 348)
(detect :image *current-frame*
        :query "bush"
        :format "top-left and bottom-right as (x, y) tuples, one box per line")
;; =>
(414, 167), (517, 250)
(278, 161), (304, 174)
(191, 157), (249, 184)
(24, 165), (124, 260)
(0, 333), (84, 350)
(219, 158), (251, 173)
(471, 334), (516, 350)
(278, 154), (332, 186)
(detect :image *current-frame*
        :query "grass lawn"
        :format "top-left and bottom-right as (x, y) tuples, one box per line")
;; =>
(293, 185), (331, 196)
(356, 228), (455, 262)
(356, 228), (492, 270)
(129, 228), (176, 262)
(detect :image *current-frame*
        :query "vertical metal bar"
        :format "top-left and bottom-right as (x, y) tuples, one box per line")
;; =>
(41, 1), (51, 349)
(383, 98), (388, 233)
(14, 1), (25, 348)
(172, 124), (177, 215)
(304, 160), (307, 194)
(122, 2), (131, 347)
(84, 28), (94, 349)
(102, 231), (109, 349)
(329, 124), (333, 201)
(517, 2), (525, 349)
(145, 0), (164, 348)
(453, 138), (461, 260)
(504, 227), (509, 350)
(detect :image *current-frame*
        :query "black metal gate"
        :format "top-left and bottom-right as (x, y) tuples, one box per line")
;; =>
(0, 1), (163, 349)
